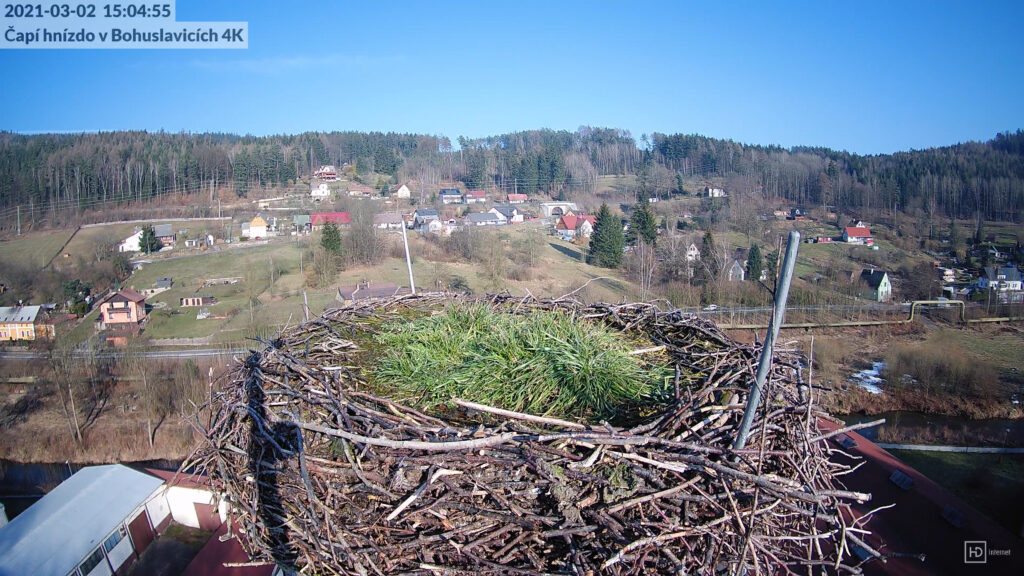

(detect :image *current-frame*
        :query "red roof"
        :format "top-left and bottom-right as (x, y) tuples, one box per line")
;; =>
(845, 226), (872, 238)
(311, 212), (351, 226)
(468, 190), (487, 199)
(507, 193), (528, 202)
(558, 213), (596, 231)
(183, 521), (274, 576)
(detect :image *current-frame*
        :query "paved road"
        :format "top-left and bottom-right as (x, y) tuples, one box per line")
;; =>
(0, 348), (246, 361)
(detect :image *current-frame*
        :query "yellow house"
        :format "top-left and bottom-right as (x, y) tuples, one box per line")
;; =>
(0, 306), (55, 341)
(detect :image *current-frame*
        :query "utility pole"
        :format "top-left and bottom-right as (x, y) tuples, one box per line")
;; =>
(16, 206), (21, 235)
(733, 230), (800, 451)
(401, 216), (416, 294)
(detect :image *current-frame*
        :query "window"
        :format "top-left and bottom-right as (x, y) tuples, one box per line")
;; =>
(78, 547), (106, 575)
(103, 525), (126, 553)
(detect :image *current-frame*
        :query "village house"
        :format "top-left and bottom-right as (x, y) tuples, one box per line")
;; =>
(439, 189), (464, 205)
(0, 305), (55, 341)
(555, 212), (597, 239)
(153, 224), (175, 247)
(310, 182), (331, 201)
(858, 269), (893, 302)
(465, 190), (487, 204)
(96, 288), (147, 333)
(466, 212), (503, 226)
(293, 214), (312, 234)
(138, 277), (173, 298)
(347, 182), (375, 197)
(248, 216), (268, 239)
(311, 212), (351, 229)
(118, 229), (143, 253)
(789, 208), (806, 220)
(978, 265), (1023, 303)
(842, 226), (873, 245)
(392, 183), (412, 199)
(373, 212), (405, 230)
(507, 193), (528, 204)
(686, 243), (701, 262)
(490, 204), (524, 224)
(727, 260), (746, 282)
(336, 281), (410, 305)
(314, 165), (338, 180)
(705, 187), (725, 198)
(412, 208), (440, 229)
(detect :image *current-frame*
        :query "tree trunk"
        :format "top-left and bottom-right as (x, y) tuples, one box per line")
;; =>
(68, 384), (83, 444)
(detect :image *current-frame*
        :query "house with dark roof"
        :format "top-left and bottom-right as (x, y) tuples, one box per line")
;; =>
(413, 209), (440, 229)
(489, 204), (524, 224)
(439, 189), (464, 205)
(153, 224), (176, 246)
(858, 269), (892, 302)
(96, 288), (147, 333)
(466, 212), (503, 226)
(979, 265), (1023, 303)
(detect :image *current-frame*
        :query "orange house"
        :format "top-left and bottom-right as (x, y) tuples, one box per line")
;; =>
(97, 288), (148, 331)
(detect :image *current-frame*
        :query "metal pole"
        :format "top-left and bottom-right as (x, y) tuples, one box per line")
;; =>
(401, 217), (416, 294)
(733, 230), (800, 450)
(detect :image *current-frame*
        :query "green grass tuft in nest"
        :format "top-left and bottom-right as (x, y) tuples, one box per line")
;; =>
(368, 304), (672, 422)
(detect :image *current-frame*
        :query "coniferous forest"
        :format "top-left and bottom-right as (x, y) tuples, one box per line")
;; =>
(1, 127), (1022, 223)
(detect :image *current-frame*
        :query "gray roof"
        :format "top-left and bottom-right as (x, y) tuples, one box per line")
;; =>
(293, 214), (311, 226)
(466, 212), (502, 224)
(415, 209), (439, 219)
(860, 269), (888, 289)
(0, 465), (164, 576)
(491, 204), (518, 218)
(154, 277), (173, 289)
(439, 188), (462, 196)
(153, 224), (174, 237)
(373, 212), (404, 225)
(0, 306), (41, 324)
(985, 266), (1022, 282)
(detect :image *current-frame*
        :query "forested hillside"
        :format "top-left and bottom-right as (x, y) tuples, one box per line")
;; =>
(1, 127), (1022, 224)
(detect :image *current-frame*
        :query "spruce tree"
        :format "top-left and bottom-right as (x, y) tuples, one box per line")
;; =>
(587, 204), (624, 268)
(321, 222), (342, 255)
(140, 225), (162, 254)
(626, 200), (658, 247)
(746, 243), (763, 282)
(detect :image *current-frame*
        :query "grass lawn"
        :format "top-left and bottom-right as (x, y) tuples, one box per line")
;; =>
(0, 229), (76, 268)
(890, 449), (1024, 534)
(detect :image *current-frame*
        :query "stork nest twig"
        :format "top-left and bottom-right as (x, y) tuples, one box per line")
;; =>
(183, 292), (880, 575)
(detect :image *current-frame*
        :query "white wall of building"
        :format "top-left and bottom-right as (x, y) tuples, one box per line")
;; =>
(107, 532), (134, 571)
(165, 486), (224, 528)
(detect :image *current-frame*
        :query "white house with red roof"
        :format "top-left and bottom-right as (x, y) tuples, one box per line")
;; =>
(507, 193), (528, 204)
(555, 212), (597, 239)
(842, 226), (873, 245)
(465, 190), (487, 204)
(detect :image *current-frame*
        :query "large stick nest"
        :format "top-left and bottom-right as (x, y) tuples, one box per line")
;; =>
(185, 293), (880, 575)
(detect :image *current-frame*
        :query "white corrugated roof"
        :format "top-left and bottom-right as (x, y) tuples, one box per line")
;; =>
(0, 465), (163, 576)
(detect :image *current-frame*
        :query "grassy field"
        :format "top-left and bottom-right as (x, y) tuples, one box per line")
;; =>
(890, 449), (1024, 534)
(92, 224), (636, 343)
(0, 229), (76, 268)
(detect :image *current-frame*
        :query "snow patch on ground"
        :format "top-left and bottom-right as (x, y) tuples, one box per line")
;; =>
(850, 362), (886, 395)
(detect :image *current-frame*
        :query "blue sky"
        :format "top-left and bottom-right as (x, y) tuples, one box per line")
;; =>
(1, 0), (1022, 154)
